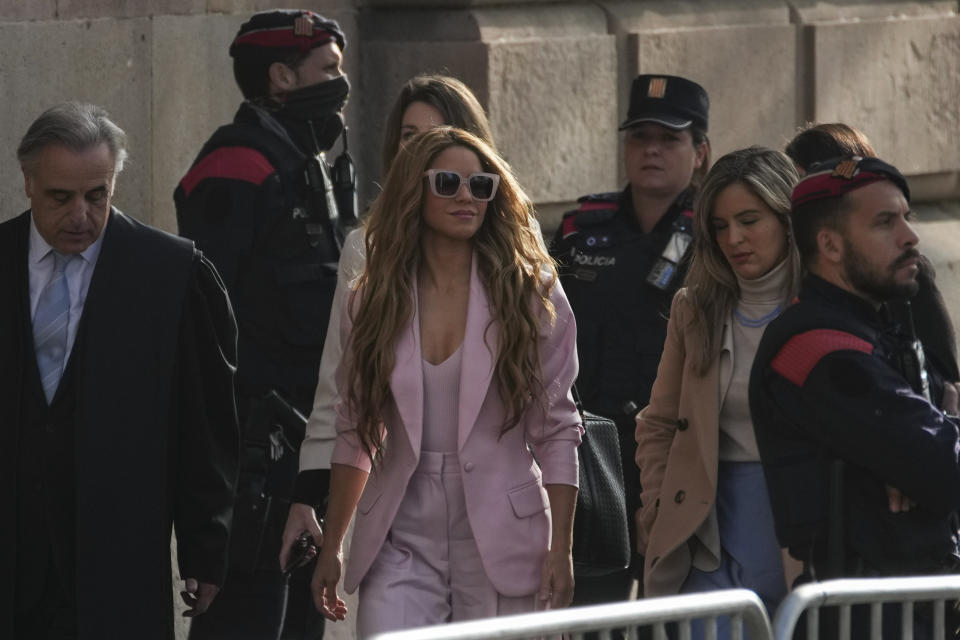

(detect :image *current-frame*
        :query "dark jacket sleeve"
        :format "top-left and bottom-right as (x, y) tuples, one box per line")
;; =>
(549, 211), (576, 263)
(768, 347), (960, 516)
(173, 252), (241, 586)
(175, 164), (281, 298)
(913, 256), (960, 382)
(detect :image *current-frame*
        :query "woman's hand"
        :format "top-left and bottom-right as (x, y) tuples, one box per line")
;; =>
(279, 502), (324, 572)
(538, 548), (574, 609)
(312, 544), (348, 622)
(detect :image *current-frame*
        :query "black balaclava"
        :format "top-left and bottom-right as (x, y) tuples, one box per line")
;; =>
(274, 74), (350, 153)
(231, 9), (349, 153)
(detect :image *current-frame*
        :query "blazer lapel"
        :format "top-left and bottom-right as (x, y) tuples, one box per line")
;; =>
(457, 255), (496, 451)
(389, 278), (424, 457)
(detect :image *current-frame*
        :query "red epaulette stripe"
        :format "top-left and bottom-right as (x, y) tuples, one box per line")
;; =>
(770, 329), (873, 387)
(233, 29), (335, 51)
(179, 147), (275, 197)
(561, 215), (578, 239)
(578, 202), (617, 212)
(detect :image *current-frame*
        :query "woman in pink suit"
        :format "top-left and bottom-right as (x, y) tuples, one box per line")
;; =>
(312, 126), (582, 637)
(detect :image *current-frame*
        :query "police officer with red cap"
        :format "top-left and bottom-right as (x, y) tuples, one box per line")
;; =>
(175, 9), (354, 640)
(551, 74), (710, 606)
(750, 157), (960, 638)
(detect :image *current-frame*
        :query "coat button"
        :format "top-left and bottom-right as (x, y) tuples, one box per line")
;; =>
(676, 418), (689, 431)
(463, 462), (475, 472)
(674, 490), (685, 504)
(651, 556), (659, 567)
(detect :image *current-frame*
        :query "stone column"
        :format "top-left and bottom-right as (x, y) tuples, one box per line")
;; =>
(355, 1), (618, 229)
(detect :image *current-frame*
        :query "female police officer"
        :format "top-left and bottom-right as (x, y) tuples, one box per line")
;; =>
(551, 74), (709, 606)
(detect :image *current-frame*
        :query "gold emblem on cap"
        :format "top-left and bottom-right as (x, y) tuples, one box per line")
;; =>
(832, 158), (860, 180)
(294, 15), (314, 37)
(648, 77), (667, 99)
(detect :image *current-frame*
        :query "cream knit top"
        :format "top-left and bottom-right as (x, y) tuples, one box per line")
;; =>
(718, 260), (789, 461)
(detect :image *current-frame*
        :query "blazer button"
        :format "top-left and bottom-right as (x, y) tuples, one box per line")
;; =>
(674, 490), (685, 504)
(676, 418), (689, 431)
(463, 462), (475, 472)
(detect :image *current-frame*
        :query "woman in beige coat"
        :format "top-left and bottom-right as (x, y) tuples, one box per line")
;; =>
(635, 148), (801, 625)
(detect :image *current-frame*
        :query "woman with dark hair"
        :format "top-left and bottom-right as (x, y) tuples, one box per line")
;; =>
(380, 74), (495, 175)
(784, 122), (959, 384)
(309, 127), (581, 636)
(636, 148), (801, 631)
(280, 75), (498, 574)
(784, 122), (875, 174)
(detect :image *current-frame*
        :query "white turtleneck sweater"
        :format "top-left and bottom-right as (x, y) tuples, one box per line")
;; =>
(718, 260), (790, 461)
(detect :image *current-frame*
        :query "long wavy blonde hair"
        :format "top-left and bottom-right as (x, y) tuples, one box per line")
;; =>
(346, 127), (557, 463)
(684, 146), (801, 375)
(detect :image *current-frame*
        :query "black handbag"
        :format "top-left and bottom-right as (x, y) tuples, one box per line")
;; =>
(571, 386), (632, 577)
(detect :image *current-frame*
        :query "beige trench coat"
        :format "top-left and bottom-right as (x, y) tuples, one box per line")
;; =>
(635, 288), (733, 597)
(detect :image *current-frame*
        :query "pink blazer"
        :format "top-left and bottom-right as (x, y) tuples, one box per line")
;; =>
(331, 257), (582, 597)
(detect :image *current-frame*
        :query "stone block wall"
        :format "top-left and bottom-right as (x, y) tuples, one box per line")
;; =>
(1, 0), (958, 228)
(1, 1), (959, 638)
(808, 15), (960, 176)
(0, 16), (153, 226)
(355, 4), (618, 228)
(151, 13), (247, 231)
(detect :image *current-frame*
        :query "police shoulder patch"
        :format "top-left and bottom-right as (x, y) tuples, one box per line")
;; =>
(560, 193), (619, 239)
(179, 146), (276, 197)
(573, 201), (618, 228)
(770, 329), (873, 387)
(560, 210), (580, 239)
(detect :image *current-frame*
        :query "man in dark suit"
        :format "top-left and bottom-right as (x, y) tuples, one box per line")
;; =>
(0, 102), (241, 640)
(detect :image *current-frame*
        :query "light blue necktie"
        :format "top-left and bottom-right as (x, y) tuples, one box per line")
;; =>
(33, 252), (74, 403)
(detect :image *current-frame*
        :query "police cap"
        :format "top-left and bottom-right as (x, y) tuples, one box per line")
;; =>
(620, 74), (709, 132)
(230, 9), (346, 57)
(792, 156), (910, 210)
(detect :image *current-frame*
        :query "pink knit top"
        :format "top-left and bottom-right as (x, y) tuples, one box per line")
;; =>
(421, 344), (463, 452)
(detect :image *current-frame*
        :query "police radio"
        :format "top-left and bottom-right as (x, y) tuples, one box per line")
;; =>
(303, 156), (339, 252)
(646, 211), (693, 290)
(893, 300), (932, 402)
(331, 126), (358, 241)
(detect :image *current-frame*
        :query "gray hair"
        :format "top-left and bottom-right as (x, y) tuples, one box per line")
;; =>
(17, 102), (128, 175)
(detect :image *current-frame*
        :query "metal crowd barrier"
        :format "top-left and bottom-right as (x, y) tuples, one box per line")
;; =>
(371, 589), (773, 640)
(773, 575), (960, 640)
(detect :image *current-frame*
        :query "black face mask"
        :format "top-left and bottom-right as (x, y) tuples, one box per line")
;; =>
(276, 74), (350, 152)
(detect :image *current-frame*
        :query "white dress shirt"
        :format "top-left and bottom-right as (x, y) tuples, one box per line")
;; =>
(28, 215), (105, 368)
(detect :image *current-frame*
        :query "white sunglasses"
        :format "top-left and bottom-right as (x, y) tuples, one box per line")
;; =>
(424, 170), (501, 202)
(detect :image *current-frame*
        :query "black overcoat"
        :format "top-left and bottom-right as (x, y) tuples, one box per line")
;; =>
(0, 209), (240, 639)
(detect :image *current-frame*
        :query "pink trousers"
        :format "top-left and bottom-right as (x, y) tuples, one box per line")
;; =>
(356, 451), (537, 638)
